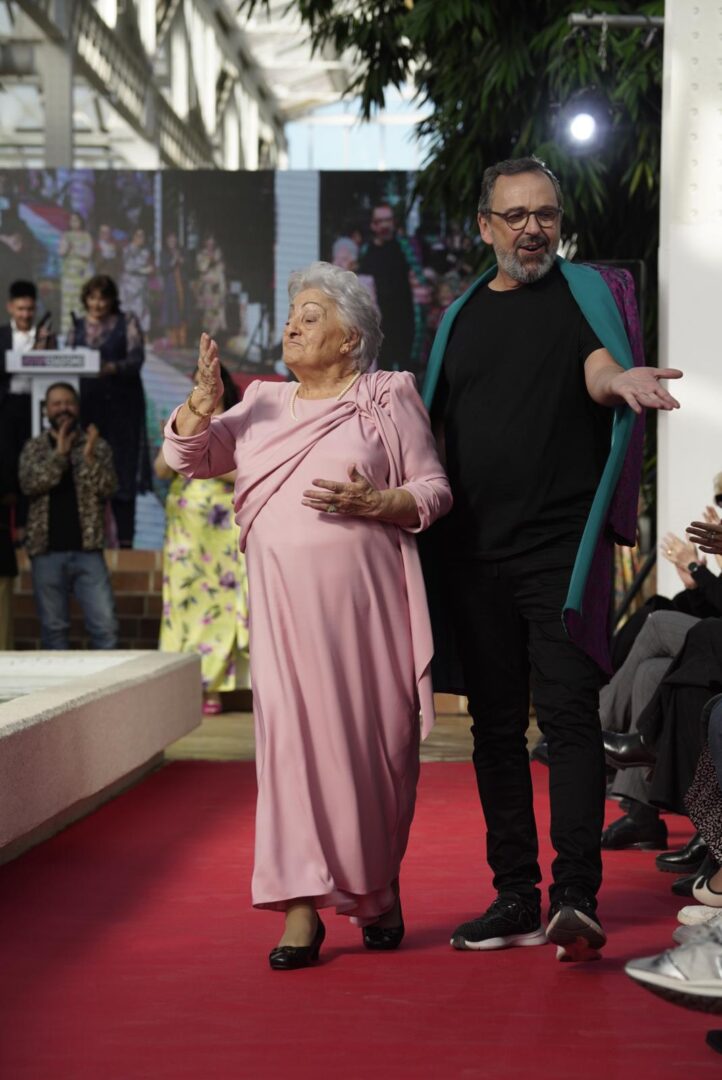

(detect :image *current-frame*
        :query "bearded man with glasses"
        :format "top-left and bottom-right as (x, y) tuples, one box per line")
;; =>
(422, 156), (683, 962)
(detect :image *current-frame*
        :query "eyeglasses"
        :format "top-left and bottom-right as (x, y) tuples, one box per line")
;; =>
(487, 208), (563, 231)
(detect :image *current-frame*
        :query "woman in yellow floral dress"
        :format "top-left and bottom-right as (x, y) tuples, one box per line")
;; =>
(156, 366), (249, 713)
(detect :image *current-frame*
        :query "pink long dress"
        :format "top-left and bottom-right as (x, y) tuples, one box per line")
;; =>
(164, 370), (452, 924)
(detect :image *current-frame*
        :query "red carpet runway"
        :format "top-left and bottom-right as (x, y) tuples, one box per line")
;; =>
(0, 761), (719, 1079)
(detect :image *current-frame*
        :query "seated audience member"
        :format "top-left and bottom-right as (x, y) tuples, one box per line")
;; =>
(600, 510), (722, 852)
(69, 275), (152, 549)
(18, 382), (119, 649)
(600, 609), (700, 851)
(604, 618), (722, 866)
(155, 365), (250, 715)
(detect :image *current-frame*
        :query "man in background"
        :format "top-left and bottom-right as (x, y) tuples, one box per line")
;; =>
(0, 278), (55, 398)
(19, 382), (119, 649)
(359, 202), (429, 376)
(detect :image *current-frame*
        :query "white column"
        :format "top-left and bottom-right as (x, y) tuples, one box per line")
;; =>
(223, 102), (240, 170)
(42, 40), (74, 167)
(170, 19), (189, 118)
(656, 0), (722, 595)
(137, 0), (156, 57)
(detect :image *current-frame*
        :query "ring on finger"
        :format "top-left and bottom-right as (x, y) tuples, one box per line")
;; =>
(326, 504), (338, 514)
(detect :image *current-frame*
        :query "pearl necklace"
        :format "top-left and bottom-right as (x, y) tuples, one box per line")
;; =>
(289, 369), (361, 421)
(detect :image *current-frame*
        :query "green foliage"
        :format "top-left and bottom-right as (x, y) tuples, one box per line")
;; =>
(242, 0), (663, 272)
(242, 0), (663, 507)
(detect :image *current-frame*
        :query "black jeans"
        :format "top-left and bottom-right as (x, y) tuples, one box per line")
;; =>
(448, 548), (607, 907)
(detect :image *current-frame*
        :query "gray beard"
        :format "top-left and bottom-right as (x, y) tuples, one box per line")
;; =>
(496, 244), (556, 284)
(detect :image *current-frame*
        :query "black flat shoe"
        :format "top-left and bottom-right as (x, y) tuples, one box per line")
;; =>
(601, 813), (668, 851)
(603, 732), (657, 770)
(363, 902), (405, 951)
(269, 914), (325, 970)
(655, 832), (708, 875)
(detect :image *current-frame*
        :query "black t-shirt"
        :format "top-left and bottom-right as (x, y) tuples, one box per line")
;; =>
(47, 437), (84, 552)
(435, 265), (612, 559)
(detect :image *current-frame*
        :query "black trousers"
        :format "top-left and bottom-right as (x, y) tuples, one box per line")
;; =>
(448, 548), (607, 906)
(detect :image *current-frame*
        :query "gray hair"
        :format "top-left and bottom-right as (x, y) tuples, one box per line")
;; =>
(331, 236), (359, 263)
(477, 156), (563, 216)
(287, 260), (382, 373)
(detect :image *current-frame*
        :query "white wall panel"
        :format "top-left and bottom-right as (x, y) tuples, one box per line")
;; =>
(657, 0), (722, 594)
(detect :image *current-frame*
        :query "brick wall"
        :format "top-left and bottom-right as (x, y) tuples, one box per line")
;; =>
(13, 550), (163, 650)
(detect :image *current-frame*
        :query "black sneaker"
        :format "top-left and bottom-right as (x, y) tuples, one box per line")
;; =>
(450, 894), (547, 952)
(546, 890), (606, 962)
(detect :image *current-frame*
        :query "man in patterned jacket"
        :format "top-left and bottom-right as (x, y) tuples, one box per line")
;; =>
(19, 382), (118, 648)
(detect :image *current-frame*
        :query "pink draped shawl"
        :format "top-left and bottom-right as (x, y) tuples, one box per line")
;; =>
(164, 371), (452, 737)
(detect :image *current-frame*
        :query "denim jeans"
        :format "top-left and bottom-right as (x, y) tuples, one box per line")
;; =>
(31, 550), (118, 649)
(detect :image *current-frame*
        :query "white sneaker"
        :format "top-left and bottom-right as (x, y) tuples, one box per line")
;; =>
(692, 873), (722, 907)
(674, 912), (722, 945)
(677, 904), (722, 926)
(626, 928), (722, 1013)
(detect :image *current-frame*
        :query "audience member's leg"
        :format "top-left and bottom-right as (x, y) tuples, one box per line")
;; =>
(611, 596), (675, 670)
(31, 553), (71, 649)
(600, 611), (699, 733)
(71, 551), (118, 649)
(608, 659), (673, 804)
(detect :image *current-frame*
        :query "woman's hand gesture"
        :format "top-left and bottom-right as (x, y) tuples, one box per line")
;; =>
(302, 464), (382, 517)
(193, 333), (223, 413)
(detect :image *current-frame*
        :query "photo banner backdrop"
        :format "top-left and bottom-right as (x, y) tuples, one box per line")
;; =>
(0, 169), (478, 547)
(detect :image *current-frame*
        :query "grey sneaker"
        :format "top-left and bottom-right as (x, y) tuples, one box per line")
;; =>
(626, 926), (722, 1013)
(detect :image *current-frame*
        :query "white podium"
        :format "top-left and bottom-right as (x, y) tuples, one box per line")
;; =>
(6, 349), (101, 436)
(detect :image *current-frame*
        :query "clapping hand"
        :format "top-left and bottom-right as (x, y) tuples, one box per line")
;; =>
(686, 516), (722, 557)
(83, 423), (99, 463)
(697, 506), (722, 569)
(55, 417), (78, 457)
(660, 531), (704, 589)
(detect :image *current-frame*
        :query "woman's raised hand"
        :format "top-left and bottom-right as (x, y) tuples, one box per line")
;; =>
(194, 333), (223, 412)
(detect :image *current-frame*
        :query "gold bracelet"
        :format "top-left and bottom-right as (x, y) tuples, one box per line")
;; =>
(186, 387), (215, 418)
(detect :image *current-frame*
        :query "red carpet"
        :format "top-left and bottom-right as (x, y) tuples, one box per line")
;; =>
(0, 761), (719, 1079)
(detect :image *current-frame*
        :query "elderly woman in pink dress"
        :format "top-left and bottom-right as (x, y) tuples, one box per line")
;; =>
(163, 261), (451, 970)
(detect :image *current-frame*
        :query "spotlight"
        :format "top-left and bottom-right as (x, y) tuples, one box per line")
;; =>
(555, 89), (611, 155)
(568, 112), (596, 144)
